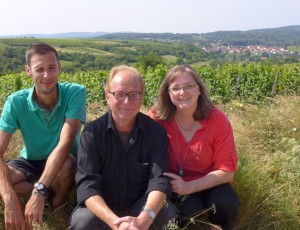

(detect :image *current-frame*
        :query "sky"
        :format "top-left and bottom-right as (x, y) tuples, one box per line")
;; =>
(0, 0), (299, 36)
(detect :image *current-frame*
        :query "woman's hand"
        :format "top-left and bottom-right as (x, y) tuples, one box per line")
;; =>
(164, 172), (191, 195)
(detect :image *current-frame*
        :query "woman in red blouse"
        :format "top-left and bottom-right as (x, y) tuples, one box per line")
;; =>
(148, 64), (240, 230)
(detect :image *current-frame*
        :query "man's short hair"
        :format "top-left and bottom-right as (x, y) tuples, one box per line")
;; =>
(106, 65), (145, 93)
(25, 43), (59, 66)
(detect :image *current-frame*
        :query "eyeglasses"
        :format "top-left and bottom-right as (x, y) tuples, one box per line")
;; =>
(168, 83), (198, 94)
(107, 91), (142, 100)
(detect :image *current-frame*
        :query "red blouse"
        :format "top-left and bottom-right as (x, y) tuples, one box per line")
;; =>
(148, 108), (238, 181)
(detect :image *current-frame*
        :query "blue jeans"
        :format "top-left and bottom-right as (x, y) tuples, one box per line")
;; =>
(69, 196), (177, 230)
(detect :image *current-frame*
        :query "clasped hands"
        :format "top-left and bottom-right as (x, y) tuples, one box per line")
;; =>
(113, 215), (152, 230)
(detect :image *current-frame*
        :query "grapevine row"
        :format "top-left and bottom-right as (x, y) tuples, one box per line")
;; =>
(0, 63), (299, 110)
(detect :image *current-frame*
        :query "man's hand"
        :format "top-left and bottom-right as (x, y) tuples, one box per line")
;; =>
(25, 194), (46, 230)
(113, 216), (140, 230)
(4, 195), (25, 230)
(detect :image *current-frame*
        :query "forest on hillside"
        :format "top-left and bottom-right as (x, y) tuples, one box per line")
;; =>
(99, 25), (300, 46)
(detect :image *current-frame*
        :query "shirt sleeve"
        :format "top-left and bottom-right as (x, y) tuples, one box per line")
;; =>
(75, 125), (104, 205)
(212, 110), (238, 172)
(65, 85), (87, 123)
(0, 97), (19, 134)
(145, 122), (172, 198)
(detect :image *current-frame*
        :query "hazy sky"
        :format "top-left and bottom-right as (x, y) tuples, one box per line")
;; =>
(1, 0), (299, 36)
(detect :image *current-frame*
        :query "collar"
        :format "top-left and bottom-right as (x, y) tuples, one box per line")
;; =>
(170, 115), (206, 129)
(27, 83), (62, 111)
(106, 110), (146, 137)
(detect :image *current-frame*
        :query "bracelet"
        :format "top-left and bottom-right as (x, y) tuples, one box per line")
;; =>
(143, 207), (156, 220)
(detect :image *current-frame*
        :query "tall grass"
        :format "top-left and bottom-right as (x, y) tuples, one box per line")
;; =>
(227, 96), (300, 229)
(1, 97), (300, 229)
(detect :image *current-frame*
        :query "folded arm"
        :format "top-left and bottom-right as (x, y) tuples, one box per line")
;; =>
(165, 170), (235, 195)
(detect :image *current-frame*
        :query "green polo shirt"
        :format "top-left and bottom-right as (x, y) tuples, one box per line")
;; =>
(0, 83), (86, 160)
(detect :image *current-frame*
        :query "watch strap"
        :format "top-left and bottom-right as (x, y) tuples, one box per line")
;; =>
(32, 189), (47, 198)
(34, 182), (48, 194)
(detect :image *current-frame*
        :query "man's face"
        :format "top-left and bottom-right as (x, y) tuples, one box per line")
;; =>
(106, 71), (143, 124)
(25, 52), (61, 96)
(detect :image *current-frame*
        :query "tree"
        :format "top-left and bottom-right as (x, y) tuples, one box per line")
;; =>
(136, 52), (164, 71)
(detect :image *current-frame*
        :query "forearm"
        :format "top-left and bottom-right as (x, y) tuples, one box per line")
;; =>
(136, 190), (167, 228)
(38, 119), (80, 187)
(187, 170), (235, 194)
(0, 131), (16, 202)
(38, 141), (73, 187)
(85, 195), (119, 230)
(144, 190), (166, 215)
(0, 158), (17, 202)
(1, 159), (25, 230)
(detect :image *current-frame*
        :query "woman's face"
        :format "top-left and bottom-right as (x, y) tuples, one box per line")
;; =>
(168, 72), (200, 112)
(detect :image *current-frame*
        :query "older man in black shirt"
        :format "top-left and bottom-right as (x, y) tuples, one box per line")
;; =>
(69, 65), (176, 230)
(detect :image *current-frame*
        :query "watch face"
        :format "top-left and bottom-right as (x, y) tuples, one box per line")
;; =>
(37, 184), (42, 189)
(35, 182), (45, 190)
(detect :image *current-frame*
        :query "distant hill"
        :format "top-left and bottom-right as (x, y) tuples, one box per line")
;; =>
(200, 25), (300, 46)
(98, 25), (300, 47)
(0, 25), (299, 46)
(98, 32), (201, 41)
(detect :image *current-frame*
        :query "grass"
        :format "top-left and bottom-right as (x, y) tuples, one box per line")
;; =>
(1, 97), (300, 229)
(225, 96), (300, 229)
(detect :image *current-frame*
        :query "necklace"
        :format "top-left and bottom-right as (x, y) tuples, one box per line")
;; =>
(175, 126), (192, 177)
(175, 114), (196, 132)
(33, 92), (57, 112)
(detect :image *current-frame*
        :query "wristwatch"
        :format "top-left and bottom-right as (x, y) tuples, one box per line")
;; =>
(143, 207), (156, 220)
(33, 182), (48, 196)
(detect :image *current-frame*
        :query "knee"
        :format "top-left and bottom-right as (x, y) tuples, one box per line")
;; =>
(209, 195), (240, 223)
(8, 166), (27, 185)
(213, 191), (240, 215)
(162, 200), (177, 220)
(60, 155), (76, 178)
(213, 199), (240, 219)
(208, 184), (240, 213)
(154, 200), (177, 229)
(209, 196), (240, 229)
(177, 195), (204, 218)
(70, 206), (97, 230)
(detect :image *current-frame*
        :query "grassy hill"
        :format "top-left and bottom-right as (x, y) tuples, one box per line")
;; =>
(1, 96), (299, 229)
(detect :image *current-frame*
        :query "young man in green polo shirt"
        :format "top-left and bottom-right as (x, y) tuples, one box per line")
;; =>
(0, 43), (86, 229)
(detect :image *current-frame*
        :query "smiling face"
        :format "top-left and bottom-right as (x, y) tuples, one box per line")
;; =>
(106, 70), (143, 125)
(168, 71), (200, 113)
(25, 51), (61, 97)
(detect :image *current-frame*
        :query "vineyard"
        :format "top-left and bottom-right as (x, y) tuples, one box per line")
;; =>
(0, 62), (300, 109)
